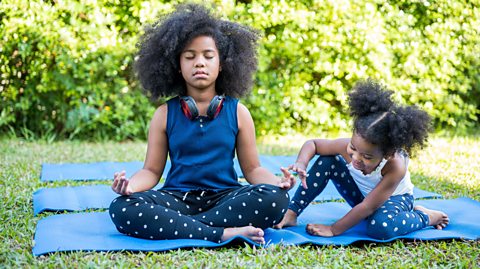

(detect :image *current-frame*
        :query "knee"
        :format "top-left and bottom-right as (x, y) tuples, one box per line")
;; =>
(109, 195), (130, 212)
(108, 195), (138, 223)
(252, 184), (289, 211)
(366, 220), (397, 240)
(310, 155), (345, 173)
(312, 155), (337, 166)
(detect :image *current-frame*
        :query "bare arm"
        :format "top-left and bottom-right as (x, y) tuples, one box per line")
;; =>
(296, 138), (350, 165)
(112, 105), (169, 194)
(235, 103), (293, 187)
(292, 138), (350, 188)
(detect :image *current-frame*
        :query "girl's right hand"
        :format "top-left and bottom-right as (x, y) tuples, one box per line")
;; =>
(111, 170), (133, 195)
(288, 162), (308, 189)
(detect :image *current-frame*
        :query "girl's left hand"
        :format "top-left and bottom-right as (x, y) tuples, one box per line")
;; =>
(278, 167), (296, 190)
(306, 223), (335, 237)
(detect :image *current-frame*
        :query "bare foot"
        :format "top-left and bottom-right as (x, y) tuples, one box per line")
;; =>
(221, 226), (265, 244)
(273, 209), (298, 229)
(414, 205), (450, 230)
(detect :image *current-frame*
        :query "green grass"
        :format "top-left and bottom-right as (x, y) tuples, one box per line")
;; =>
(1, 134), (479, 268)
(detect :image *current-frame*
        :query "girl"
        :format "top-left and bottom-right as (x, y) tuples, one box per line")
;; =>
(109, 3), (295, 244)
(275, 79), (449, 239)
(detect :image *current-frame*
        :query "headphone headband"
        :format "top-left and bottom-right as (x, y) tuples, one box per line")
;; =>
(180, 95), (225, 120)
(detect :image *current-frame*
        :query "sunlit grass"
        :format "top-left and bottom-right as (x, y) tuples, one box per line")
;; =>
(0, 134), (479, 268)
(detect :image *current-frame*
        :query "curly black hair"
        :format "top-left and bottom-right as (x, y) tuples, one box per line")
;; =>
(348, 79), (432, 157)
(134, 3), (260, 100)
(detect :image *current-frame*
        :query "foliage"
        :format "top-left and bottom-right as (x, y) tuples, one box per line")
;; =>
(0, 135), (479, 267)
(233, 0), (480, 135)
(1, 0), (479, 140)
(0, 0), (167, 140)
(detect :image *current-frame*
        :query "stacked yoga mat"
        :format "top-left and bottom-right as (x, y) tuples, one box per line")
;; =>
(33, 156), (480, 256)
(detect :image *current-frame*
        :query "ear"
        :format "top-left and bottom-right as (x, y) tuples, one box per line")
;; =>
(384, 149), (396, 159)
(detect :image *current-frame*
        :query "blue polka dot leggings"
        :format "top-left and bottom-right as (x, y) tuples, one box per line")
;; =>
(289, 155), (430, 239)
(109, 184), (289, 243)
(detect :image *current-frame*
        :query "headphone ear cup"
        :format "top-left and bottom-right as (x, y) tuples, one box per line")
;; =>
(180, 96), (199, 120)
(207, 95), (225, 119)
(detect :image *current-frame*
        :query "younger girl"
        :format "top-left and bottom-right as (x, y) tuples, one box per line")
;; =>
(109, 4), (294, 244)
(275, 79), (449, 239)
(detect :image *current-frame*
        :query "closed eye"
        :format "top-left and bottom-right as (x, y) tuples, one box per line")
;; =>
(349, 143), (356, 151)
(204, 53), (215, 59)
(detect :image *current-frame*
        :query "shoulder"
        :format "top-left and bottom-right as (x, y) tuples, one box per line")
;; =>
(236, 102), (252, 119)
(154, 103), (168, 117)
(235, 101), (253, 130)
(381, 152), (407, 180)
(155, 96), (180, 120)
(150, 103), (168, 131)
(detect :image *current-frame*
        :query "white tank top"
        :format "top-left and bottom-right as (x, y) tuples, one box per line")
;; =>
(346, 158), (414, 197)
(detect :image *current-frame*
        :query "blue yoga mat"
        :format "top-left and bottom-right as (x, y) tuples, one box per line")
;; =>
(40, 161), (165, 181)
(32, 183), (441, 216)
(32, 198), (479, 256)
(40, 156), (298, 181)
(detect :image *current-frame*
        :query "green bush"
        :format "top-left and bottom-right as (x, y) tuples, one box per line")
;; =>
(233, 0), (480, 135)
(0, 0), (169, 140)
(1, 0), (479, 140)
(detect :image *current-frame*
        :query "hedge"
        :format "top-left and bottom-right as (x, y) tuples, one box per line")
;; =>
(1, 0), (479, 140)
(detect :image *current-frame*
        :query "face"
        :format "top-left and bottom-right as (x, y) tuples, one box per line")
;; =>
(346, 132), (385, 175)
(180, 36), (221, 92)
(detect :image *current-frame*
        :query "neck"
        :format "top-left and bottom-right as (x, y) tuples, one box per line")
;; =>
(185, 88), (217, 103)
(187, 91), (216, 103)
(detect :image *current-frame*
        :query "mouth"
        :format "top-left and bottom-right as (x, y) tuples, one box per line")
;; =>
(193, 70), (208, 78)
(352, 161), (363, 170)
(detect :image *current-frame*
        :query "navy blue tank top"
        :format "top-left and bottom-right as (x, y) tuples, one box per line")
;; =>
(162, 96), (241, 191)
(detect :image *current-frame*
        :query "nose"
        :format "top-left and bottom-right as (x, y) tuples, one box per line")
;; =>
(194, 56), (206, 67)
(351, 152), (362, 163)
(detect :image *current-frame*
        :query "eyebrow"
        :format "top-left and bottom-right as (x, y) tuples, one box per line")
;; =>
(182, 49), (216, 53)
(350, 141), (375, 157)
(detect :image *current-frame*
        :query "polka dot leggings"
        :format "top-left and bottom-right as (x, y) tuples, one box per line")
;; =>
(289, 155), (430, 239)
(109, 184), (289, 243)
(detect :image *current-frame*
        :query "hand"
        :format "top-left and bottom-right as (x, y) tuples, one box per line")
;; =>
(111, 170), (133, 195)
(287, 162), (308, 189)
(278, 167), (296, 190)
(306, 223), (335, 237)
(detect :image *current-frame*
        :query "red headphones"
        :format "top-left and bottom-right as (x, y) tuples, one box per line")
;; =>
(180, 95), (225, 120)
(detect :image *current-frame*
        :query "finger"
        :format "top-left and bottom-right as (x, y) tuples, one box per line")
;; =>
(120, 178), (129, 195)
(278, 181), (290, 190)
(280, 167), (291, 177)
(301, 178), (308, 189)
(114, 177), (125, 194)
(289, 175), (296, 187)
(306, 224), (317, 235)
(112, 176), (121, 190)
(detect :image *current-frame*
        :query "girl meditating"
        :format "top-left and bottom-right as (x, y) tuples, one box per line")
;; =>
(109, 3), (295, 244)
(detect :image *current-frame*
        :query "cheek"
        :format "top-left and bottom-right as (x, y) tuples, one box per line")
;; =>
(180, 60), (188, 71)
(366, 159), (381, 168)
(179, 62), (190, 78)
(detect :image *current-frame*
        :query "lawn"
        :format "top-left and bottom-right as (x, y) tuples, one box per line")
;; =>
(1, 134), (479, 268)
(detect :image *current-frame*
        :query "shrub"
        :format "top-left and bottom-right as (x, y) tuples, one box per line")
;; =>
(1, 0), (478, 140)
